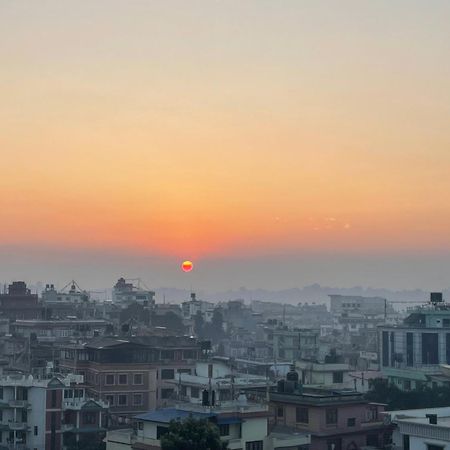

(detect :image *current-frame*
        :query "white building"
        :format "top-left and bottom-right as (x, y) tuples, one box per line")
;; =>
(385, 407), (450, 450)
(0, 373), (108, 450)
(106, 401), (310, 450)
(112, 278), (155, 307)
(42, 281), (90, 304)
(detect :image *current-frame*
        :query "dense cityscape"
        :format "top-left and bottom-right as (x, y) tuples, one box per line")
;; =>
(2, 1), (449, 449)
(0, 279), (449, 449)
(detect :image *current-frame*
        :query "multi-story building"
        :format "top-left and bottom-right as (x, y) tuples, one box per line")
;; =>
(329, 295), (389, 317)
(263, 323), (319, 362)
(13, 319), (110, 343)
(383, 406), (450, 450)
(268, 370), (388, 450)
(0, 282), (44, 321)
(378, 293), (450, 390)
(112, 278), (155, 307)
(59, 336), (200, 420)
(165, 360), (272, 406)
(41, 282), (90, 305)
(0, 373), (108, 450)
(105, 396), (310, 450)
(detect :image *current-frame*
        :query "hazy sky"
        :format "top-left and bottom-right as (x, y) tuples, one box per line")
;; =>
(1, 1), (450, 292)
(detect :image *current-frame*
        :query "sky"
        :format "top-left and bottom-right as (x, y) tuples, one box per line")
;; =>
(1, 1), (450, 292)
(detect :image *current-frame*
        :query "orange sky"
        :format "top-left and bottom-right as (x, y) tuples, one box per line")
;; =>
(1, 1), (450, 264)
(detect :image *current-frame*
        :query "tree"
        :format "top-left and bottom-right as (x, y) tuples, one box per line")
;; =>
(160, 417), (228, 450)
(365, 378), (450, 410)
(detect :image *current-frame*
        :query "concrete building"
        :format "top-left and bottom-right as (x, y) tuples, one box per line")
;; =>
(105, 401), (310, 450)
(58, 336), (200, 420)
(329, 295), (389, 317)
(268, 370), (388, 450)
(13, 319), (110, 343)
(385, 407), (450, 450)
(263, 323), (319, 362)
(112, 278), (155, 307)
(0, 282), (44, 321)
(165, 360), (273, 406)
(0, 373), (108, 450)
(41, 282), (90, 305)
(378, 293), (450, 390)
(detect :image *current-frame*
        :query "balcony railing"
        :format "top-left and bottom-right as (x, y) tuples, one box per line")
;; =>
(8, 400), (30, 409)
(8, 422), (29, 431)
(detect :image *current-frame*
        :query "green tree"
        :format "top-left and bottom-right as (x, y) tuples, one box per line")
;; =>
(160, 417), (228, 450)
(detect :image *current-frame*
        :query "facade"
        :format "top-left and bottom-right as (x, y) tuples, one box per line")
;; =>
(106, 401), (310, 450)
(13, 319), (110, 343)
(263, 324), (319, 362)
(41, 282), (90, 305)
(384, 407), (450, 450)
(268, 371), (388, 450)
(112, 278), (155, 307)
(166, 360), (273, 406)
(58, 336), (200, 419)
(0, 373), (107, 450)
(329, 295), (388, 317)
(0, 282), (43, 321)
(378, 294), (450, 390)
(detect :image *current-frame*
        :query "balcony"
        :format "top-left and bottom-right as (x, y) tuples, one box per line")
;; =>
(8, 400), (30, 409)
(8, 422), (29, 431)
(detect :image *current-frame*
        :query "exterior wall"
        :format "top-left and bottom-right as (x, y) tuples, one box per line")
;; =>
(409, 434), (450, 450)
(241, 416), (267, 446)
(28, 386), (47, 449)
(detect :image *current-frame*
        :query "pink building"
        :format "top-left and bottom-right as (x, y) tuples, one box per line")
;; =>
(269, 374), (389, 450)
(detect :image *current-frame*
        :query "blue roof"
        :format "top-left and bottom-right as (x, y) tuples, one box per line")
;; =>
(135, 408), (216, 423)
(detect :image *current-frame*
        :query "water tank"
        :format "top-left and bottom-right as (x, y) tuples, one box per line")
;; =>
(286, 368), (299, 383)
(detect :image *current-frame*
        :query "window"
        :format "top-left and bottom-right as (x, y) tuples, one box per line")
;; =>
(177, 368), (191, 375)
(133, 374), (143, 385)
(183, 350), (195, 359)
(118, 395), (127, 406)
(161, 350), (174, 360)
(347, 418), (356, 427)
(118, 374), (128, 385)
(191, 387), (200, 398)
(219, 424), (229, 436)
(332, 372), (343, 383)
(157, 426), (169, 439)
(326, 408), (338, 425)
(403, 434), (410, 450)
(106, 395), (114, 406)
(105, 374), (114, 385)
(277, 407), (284, 418)
(161, 369), (175, 380)
(0, 387), (3, 399)
(133, 394), (143, 406)
(422, 333), (439, 365)
(83, 412), (96, 425)
(296, 407), (309, 423)
(246, 442), (263, 450)
(138, 422), (143, 430)
(181, 385), (187, 396)
(34, 426), (38, 436)
(51, 390), (57, 408)
(161, 388), (174, 399)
